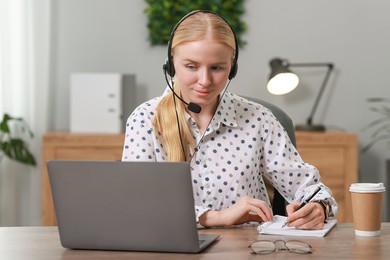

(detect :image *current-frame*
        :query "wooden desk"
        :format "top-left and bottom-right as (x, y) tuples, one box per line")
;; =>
(0, 224), (389, 259)
(41, 131), (358, 225)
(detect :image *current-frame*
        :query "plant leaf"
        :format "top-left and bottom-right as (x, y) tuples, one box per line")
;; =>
(361, 117), (389, 132)
(0, 114), (12, 133)
(367, 97), (390, 103)
(0, 113), (34, 138)
(1, 138), (36, 166)
(362, 98), (390, 153)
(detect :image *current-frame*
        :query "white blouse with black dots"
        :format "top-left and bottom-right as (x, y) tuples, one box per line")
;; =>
(122, 90), (338, 222)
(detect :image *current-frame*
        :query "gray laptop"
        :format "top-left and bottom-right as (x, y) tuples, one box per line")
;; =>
(47, 160), (219, 253)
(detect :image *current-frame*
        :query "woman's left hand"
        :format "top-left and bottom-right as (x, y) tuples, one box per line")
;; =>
(285, 202), (325, 230)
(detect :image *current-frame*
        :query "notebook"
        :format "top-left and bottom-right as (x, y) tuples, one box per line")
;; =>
(47, 160), (219, 253)
(257, 215), (337, 237)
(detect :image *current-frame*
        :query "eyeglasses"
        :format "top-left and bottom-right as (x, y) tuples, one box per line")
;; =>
(249, 239), (312, 254)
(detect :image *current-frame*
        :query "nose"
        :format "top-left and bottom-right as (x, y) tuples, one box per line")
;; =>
(198, 68), (211, 87)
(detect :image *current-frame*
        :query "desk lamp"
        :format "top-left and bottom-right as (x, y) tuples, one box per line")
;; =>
(267, 58), (334, 131)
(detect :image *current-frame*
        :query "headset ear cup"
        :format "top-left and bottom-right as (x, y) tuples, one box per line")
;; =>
(164, 58), (175, 77)
(229, 62), (238, 80)
(169, 59), (175, 77)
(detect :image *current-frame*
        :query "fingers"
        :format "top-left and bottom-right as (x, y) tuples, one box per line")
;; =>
(222, 197), (273, 226)
(286, 202), (300, 216)
(286, 202), (325, 230)
(247, 203), (272, 222)
(245, 198), (272, 221)
(292, 214), (324, 230)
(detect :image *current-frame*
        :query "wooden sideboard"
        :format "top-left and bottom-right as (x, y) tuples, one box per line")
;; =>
(295, 131), (358, 223)
(41, 133), (125, 226)
(41, 131), (358, 226)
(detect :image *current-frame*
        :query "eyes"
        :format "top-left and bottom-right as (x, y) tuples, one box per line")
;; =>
(185, 63), (226, 72)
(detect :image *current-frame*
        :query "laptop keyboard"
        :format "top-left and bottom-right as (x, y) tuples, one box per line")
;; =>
(199, 239), (206, 245)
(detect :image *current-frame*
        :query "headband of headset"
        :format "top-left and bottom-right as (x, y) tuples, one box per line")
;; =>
(163, 10), (239, 80)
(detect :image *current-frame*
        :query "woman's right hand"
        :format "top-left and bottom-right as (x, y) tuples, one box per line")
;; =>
(199, 196), (273, 227)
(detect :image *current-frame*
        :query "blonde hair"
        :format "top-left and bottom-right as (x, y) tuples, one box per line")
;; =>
(154, 11), (236, 162)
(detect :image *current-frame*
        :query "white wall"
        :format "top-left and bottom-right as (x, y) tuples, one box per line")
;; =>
(50, 0), (390, 220)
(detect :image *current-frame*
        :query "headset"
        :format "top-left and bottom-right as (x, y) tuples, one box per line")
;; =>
(163, 10), (239, 81)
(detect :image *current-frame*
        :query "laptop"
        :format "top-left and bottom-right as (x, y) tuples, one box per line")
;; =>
(47, 160), (219, 253)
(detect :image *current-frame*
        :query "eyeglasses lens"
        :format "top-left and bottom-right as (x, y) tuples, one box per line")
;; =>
(285, 241), (312, 254)
(250, 241), (275, 254)
(250, 240), (311, 254)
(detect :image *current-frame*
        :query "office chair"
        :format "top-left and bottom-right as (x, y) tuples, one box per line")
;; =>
(242, 96), (297, 216)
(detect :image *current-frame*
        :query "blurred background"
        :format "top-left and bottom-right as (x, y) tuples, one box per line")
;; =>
(1, 0), (389, 226)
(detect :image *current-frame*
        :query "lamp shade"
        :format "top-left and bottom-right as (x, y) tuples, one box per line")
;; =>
(267, 58), (299, 95)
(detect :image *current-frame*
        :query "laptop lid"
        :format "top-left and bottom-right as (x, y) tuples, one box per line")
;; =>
(47, 160), (219, 253)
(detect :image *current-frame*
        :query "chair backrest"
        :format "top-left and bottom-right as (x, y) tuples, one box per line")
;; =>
(242, 96), (297, 216)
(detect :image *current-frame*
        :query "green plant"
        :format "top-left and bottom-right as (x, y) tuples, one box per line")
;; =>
(361, 98), (390, 153)
(0, 113), (36, 166)
(145, 0), (247, 46)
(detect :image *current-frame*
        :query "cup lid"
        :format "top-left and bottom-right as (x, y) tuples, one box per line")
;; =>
(349, 183), (385, 193)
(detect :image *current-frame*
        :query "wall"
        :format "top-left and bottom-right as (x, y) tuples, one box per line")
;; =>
(50, 0), (390, 220)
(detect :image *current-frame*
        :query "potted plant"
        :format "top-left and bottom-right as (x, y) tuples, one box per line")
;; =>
(362, 98), (390, 153)
(0, 113), (36, 166)
(362, 97), (390, 179)
(144, 0), (247, 46)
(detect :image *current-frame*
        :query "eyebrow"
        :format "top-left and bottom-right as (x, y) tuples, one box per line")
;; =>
(182, 58), (229, 65)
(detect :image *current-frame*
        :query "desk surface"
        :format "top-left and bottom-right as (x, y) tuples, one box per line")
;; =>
(0, 223), (389, 259)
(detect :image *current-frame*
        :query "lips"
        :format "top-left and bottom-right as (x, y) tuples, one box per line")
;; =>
(194, 89), (212, 96)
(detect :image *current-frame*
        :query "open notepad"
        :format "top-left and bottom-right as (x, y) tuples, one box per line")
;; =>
(257, 215), (337, 237)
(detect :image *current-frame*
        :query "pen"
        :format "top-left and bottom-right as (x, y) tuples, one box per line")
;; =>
(282, 186), (322, 228)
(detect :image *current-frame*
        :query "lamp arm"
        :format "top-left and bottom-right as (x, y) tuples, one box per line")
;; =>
(307, 64), (333, 125)
(288, 63), (334, 126)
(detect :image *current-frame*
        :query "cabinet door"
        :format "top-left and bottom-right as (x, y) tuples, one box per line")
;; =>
(296, 132), (358, 223)
(298, 146), (347, 222)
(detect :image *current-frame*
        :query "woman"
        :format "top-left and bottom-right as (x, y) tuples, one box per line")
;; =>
(122, 10), (337, 229)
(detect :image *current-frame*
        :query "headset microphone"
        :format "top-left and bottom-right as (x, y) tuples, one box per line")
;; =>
(163, 64), (202, 114)
(186, 102), (202, 114)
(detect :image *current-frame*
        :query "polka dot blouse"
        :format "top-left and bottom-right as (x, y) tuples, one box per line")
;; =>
(122, 90), (338, 221)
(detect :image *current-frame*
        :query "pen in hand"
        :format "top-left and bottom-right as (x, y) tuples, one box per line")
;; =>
(282, 186), (322, 228)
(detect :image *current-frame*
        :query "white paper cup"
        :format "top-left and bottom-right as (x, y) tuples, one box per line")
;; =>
(349, 183), (385, 237)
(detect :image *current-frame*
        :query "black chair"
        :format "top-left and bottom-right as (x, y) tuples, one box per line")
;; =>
(243, 96), (297, 216)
